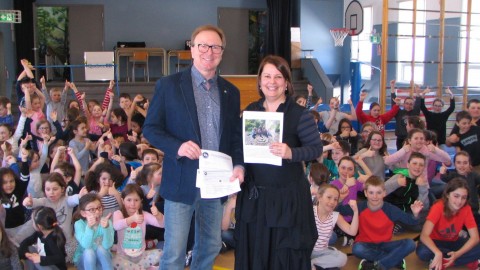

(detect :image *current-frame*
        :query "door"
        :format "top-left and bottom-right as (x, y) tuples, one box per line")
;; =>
(0, 33), (5, 96)
(69, 5), (104, 81)
(218, 8), (249, 75)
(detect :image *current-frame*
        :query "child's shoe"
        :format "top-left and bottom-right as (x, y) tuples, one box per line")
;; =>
(358, 259), (375, 270)
(395, 259), (406, 270)
(184, 250), (193, 267)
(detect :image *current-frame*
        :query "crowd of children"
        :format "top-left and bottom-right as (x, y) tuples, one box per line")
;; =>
(300, 84), (480, 270)
(0, 58), (478, 270)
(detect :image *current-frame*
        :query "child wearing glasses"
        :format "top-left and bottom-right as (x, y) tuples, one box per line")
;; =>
(73, 193), (114, 270)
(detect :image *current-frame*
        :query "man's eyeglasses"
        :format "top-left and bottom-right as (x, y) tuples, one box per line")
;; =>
(195, 43), (224, 54)
(84, 206), (103, 214)
(433, 104), (443, 108)
(404, 102), (414, 106)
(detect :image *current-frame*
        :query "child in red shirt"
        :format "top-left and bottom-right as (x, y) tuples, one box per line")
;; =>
(416, 178), (480, 270)
(348, 176), (423, 270)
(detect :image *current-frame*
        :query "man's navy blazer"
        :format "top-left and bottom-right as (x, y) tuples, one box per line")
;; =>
(143, 68), (244, 204)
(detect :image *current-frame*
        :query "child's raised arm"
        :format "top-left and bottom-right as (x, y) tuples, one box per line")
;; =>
(69, 82), (86, 114)
(336, 200), (359, 236)
(102, 80), (115, 110)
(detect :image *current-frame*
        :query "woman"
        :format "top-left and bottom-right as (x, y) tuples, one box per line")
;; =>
(416, 178), (480, 270)
(354, 130), (388, 180)
(235, 55), (323, 270)
(355, 91), (400, 136)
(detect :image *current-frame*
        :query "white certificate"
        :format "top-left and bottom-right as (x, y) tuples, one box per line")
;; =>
(242, 111), (284, 166)
(196, 150), (240, 198)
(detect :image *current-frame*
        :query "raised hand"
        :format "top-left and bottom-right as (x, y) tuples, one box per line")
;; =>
(79, 187), (88, 197)
(20, 133), (32, 148)
(439, 163), (447, 174)
(86, 215), (97, 228)
(348, 200), (358, 212)
(5, 155), (17, 166)
(146, 182), (156, 199)
(101, 213), (112, 228)
(50, 110), (58, 122)
(410, 200), (424, 216)
(151, 204), (160, 216)
(131, 211), (144, 224)
(415, 176), (428, 186)
(23, 193), (33, 207)
(445, 87), (453, 98)
(359, 91), (368, 102)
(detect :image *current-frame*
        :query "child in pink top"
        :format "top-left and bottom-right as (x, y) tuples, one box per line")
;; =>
(113, 184), (164, 270)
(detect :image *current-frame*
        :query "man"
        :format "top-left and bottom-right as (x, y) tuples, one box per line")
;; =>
(390, 80), (421, 150)
(143, 25), (244, 270)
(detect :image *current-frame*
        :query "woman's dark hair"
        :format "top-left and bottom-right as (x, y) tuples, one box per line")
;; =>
(136, 162), (162, 186)
(119, 142), (139, 161)
(72, 193), (102, 224)
(33, 206), (66, 249)
(120, 184), (144, 218)
(256, 55), (294, 98)
(334, 118), (353, 136)
(0, 221), (13, 257)
(43, 172), (67, 194)
(442, 178), (470, 219)
(112, 108), (128, 124)
(85, 163), (124, 191)
(0, 168), (19, 205)
(364, 131), (388, 156)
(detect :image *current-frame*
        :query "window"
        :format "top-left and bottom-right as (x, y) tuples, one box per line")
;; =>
(459, 0), (480, 86)
(396, 0), (426, 84)
(351, 6), (373, 80)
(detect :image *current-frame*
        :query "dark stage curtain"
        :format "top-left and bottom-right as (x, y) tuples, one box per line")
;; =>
(266, 0), (292, 65)
(14, 0), (36, 75)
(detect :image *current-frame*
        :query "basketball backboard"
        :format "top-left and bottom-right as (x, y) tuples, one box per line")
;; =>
(345, 0), (364, 36)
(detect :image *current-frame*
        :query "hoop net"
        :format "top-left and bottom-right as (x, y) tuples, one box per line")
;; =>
(330, 28), (350, 47)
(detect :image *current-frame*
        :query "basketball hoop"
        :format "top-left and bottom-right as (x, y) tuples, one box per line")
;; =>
(330, 28), (350, 47)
